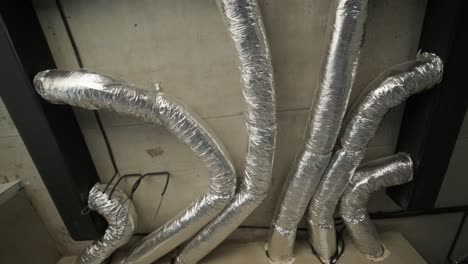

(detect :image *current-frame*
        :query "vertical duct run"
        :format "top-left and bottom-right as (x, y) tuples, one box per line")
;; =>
(174, 0), (277, 263)
(340, 153), (413, 260)
(267, 0), (369, 262)
(76, 183), (137, 264)
(307, 52), (443, 263)
(33, 70), (237, 264)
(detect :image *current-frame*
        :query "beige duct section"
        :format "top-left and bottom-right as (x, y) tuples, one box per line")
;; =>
(307, 52), (443, 263)
(340, 153), (413, 260)
(33, 70), (236, 264)
(267, 0), (369, 263)
(76, 183), (137, 264)
(174, 0), (277, 263)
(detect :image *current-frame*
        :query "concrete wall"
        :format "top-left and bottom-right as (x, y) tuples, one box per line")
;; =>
(33, 0), (425, 231)
(1, 0), (467, 263)
(0, 97), (91, 253)
(0, 182), (61, 264)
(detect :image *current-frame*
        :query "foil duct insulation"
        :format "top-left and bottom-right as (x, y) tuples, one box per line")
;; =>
(174, 0), (277, 263)
(76, 183), (137, 264)
(267, 0), (369, 262)
(33, 70), (237, 264)
(307, 52), (444, 263)
(340, 153), (413, 260)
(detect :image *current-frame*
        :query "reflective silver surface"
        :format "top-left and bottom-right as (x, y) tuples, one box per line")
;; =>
(267, 0), (369, 262)
(34, 70), (237, 264)
(174, 0), (277, 263)
(340, 153), (413, 259)
(340, 52), (444, 152)
(76, 183), (137, 264)
(307, 52), (443, 263)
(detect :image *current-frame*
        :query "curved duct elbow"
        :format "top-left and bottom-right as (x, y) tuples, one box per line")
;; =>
(33, 70), (237, 264)
(340, 52), (444, 151)
(340, 153), (413, 260)
(76, 183), (137, 264)
(174, 0), (277, 263)
(267, 0), (369, 262)
(307, 52), (443, 263)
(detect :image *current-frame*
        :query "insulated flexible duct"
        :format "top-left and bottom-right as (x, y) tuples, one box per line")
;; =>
(76, 183), (137, 264)
(267, 0), (369, 262)
(33, 70), (237, 264)
(340, 153), (413, 260)
(174, 0), (277, 263)
(307, 52), (443, 263)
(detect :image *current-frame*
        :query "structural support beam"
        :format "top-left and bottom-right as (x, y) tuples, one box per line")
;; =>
(0, 0), (104, 240)
(388, 0), (468, 210)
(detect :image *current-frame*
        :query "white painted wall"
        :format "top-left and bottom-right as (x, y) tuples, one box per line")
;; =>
(2, 0), (467, 263)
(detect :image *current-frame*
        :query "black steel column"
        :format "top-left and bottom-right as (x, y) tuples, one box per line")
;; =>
(0, 0), (104, 240)
(388, 0), (468, 210)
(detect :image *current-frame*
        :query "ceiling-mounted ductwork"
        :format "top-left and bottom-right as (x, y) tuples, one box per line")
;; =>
(174, 0), (277, 263)
(33, 69), (237, 264)
(76, 183), (137, 264)
(340, 153), (414, 260)
(267, 0), (370, 262)
(307, 52), (443, 263)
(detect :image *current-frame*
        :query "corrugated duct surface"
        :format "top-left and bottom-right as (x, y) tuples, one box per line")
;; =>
(267, 0), (370, 262)
(34, 69), (236, 264)
(76, 183), (137, 264)
(174, 0), (277, 263)
(307, 52), (443, 262)
(340, 153), (413, 259)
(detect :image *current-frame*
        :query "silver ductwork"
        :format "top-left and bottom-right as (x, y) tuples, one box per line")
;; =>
(307, 52), (443, 263)
(174, 0), (277, 263)
(340, 153), (413, 260)
(76, 183), (137, 264)
(33, 69), (237, 264)
(267, 0), (369, 262)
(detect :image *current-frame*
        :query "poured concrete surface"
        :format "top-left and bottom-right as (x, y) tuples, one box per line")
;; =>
(31, 0), (427, 243)
(0, 0), (434, 259)
(0, 186), (60, 264)
(202, 232), (426, 264)
(5, 0), (463, 262)
(57, 231), (425, 264)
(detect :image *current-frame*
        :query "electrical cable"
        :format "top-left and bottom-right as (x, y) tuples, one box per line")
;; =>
(247, 204), (468, 262)
(308, 224), (345, 264)
(334, 225), (346, 263)
(108, 172), (170, 199)
(58, 1), (171, 221)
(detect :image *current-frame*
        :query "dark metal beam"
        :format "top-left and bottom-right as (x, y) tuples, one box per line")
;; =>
(388, 0), (468, 210)
(0, 0), (104, 240)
